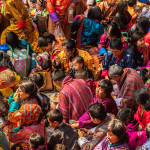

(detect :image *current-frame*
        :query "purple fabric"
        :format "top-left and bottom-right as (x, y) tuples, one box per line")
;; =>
(78, 96), (118, 129)
(72, 0), (76, 4)
(49, 12), (59, 22)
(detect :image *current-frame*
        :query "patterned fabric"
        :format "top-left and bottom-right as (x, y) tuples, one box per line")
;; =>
(58, 76), (93, 123)
(145, 31), (150, 45)
(85, 79), (96, 97)
(78, 114), (114, 150)
(135, 105), (150, 130)
(78, 97), (118, 129)
(117, 68), (145, 108)
(142, 140), (150, 150)
(53, 49), (94, 74)
(94, 136), (130, 150)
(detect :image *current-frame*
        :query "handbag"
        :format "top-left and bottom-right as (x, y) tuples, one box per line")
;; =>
(8, 45), (31, 79)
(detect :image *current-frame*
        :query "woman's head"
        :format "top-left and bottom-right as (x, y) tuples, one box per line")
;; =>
(87, 6), (102, 22)
(116, 0), (128, 13)
(134, 89), (150, 111)
(107, 119), (128, 144)
(62, 39), (76, 59)
(117, 107), (135, 125)
(38, 32), (56, 52)
(106, 22), (121, 40)
(6, 32), (20, 49)
(131, 31), (145, 49)
(96, 79), (113, 98)
(29, 133), (45, 150)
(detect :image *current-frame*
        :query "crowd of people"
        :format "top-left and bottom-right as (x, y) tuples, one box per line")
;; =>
(0, 0), (150, 149)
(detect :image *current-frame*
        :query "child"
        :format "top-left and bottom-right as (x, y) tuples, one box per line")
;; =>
(29, 133), (46, 150)
(134, 89), (150, 130)
(71, 80), (118, 129)
(141, 123), (150, 150)
(47, 109), (79, 150)
(68, 56), (93, 78)
(77, 103), (115, 149)
(75, 69), (96, 97)
(29, 73), (50, 118)
(117, 107), (147, 150)
(94, 119), (129, 149)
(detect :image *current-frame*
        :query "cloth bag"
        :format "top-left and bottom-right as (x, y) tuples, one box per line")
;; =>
(8, 45), (31, 78)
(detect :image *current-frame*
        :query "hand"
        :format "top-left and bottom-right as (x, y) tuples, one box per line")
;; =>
(13, 92), (20, 102)
(78, 129), (85, 138)
(70, 122), (79, 128)
(80, 128), (92, 136)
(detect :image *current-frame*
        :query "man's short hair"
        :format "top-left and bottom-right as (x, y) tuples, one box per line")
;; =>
(75, 69), (87, 79)
(0, 70), (16, 85)
(109, 64), (123, 77)
(51, 70), (66, 81)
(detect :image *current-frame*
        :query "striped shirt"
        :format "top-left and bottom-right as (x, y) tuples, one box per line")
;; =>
(58, 76), (93, 123)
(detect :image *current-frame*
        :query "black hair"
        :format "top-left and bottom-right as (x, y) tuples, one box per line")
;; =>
(62, 39), (76, 52)
(87, 6), (102, 21)
(29, 73), (44, 88)
(72, 56), (84, 64)
(117, 107), (135, 125)
(107, 119), (128, 144)
(18, 79), (42, 107)
(51, 70), (66, 81)
(88, 103), (107, 121)
(38, 32), (56, 47)
(41, 59), (52, 71)
(110, 38), (123, 50)
(137, 17), (150, 35)
(106, 22), (121, 38)
(47, 109), (63, 123)
(6, 32), (20, 49)
(146, 123), (150, 139)
(29, 133), (45, 150)
(75, 69), (88, 79)
(116, 0), (128, 13)
(134, 89), (150, 111)
(134, 5), (142, 13)
(97, 79), (113, 97)
(128, 0), (137, 7)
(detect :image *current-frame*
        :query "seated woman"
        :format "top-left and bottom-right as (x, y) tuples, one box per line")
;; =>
(134, 89), (150, 130)
(71, 79), (118, 129)
(98, 22), (128, 56)
(2, 104), (47, 150)
(130, 31), (150, 69)
(101, 38), (135, 78)
(94, 119), (130, 150)
(71, 6), (104, 50)
(53, 39), (94, 74)
(117, 107), (147, 150)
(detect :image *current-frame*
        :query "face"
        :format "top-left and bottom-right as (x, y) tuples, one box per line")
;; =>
(41, 43), (52, 52)
(107, 0), (116, 6)
(0, 80), (14, 89)
(111, 49), (122, 57)
(90, 114), (101, 124)
(48, 118), (59, 128)
(136, 37), (145, 49)
(108, 72), (121, 82)
(96, 86), (106, 99)
(63, 46), (74, 59)
(107, 131), (119, 144)
(72, 61), (83, 70)
(16, 87), (30, 100)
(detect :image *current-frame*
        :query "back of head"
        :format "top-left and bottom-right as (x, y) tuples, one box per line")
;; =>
(29, 73), (44, 89)
(47, 109), (63, 123)
(116, 0), (128, 13)
(131, 31), (144, 45)
(62, 39), (76, 52)
(117, 107), (134, 124)
(106, 22), (121, 38)
(109, 64), (123, 77)
(87, 5), (102, 21)
(6, 32), (20, 49)
(51, 70), (66, 81)
(41, 59), (52, 71)
(97, 79), (113, 97)
(88, 103), (107, 121)
(110, 38), (123, 50)
(0, 69), (16, 87)
(75, 69), (88, 79)
(128, 0), (137, 7)
(146, 123), (150, 139)
(107, 119), (128, 144)
(38, 32), (56, 47)
(134, 89), (150, 111)
(29, 133), (45, 150)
